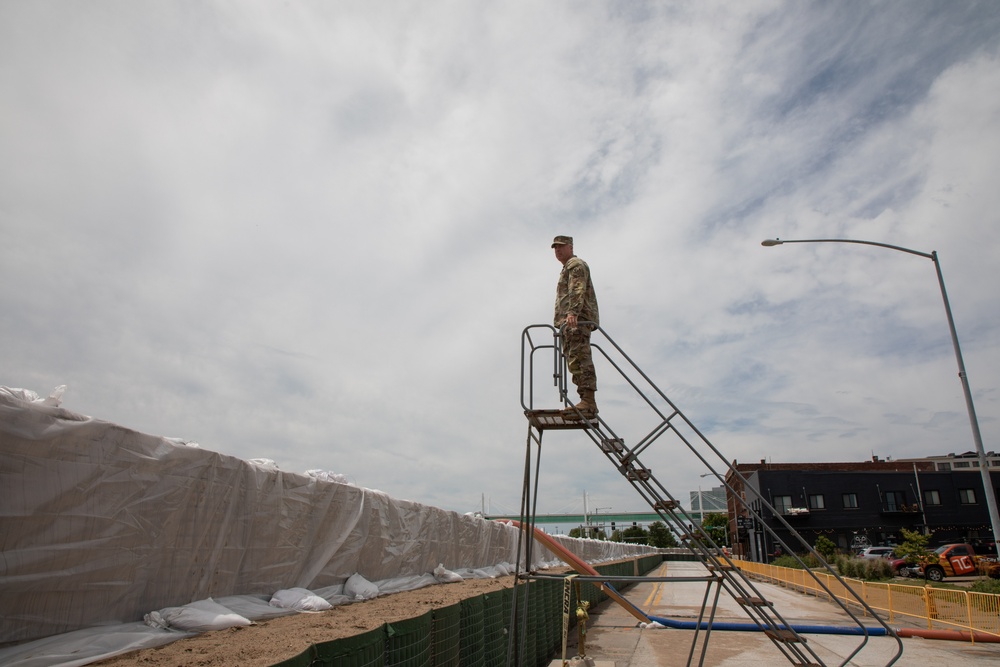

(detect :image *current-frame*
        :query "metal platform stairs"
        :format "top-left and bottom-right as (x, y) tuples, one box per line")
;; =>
(507, 323), (903, 667)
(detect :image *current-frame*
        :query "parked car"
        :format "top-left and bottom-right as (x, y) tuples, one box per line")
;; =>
(858, 546), (895, 560)
(919, 543), (1000, 582)
(883, 551), (913, 575)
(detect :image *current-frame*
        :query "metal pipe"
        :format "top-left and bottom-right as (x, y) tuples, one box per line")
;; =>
(912, 463), (928, 533)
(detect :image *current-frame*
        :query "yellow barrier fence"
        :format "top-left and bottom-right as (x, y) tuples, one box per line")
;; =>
(734, 559), (1000, 642)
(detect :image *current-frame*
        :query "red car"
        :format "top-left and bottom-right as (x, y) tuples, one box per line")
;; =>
(883, 551), (913, 576)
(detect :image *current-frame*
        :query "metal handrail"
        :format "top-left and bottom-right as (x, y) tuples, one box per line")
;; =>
(515, 323), (905, 666)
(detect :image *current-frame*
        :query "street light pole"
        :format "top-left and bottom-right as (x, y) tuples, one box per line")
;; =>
(762, 237), (1000, 559)
(698, 472), (717, 526)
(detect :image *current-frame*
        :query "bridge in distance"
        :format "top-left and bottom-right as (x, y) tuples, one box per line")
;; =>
(483, 512), (674, 526)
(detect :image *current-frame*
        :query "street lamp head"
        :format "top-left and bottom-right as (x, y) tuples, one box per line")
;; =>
(761, 239), (783, 247)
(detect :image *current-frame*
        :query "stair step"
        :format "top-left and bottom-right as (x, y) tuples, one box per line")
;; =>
(706, 563), (735, 571)
(621, 465), (651, 481)
(600, 438), (625, 453)
(524, 409), (598, 430)
(764, 629), (802, 643)
(736, 597), (773, 607)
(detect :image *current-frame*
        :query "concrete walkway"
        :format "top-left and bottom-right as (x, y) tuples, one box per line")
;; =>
(557, 561), (1000, 666)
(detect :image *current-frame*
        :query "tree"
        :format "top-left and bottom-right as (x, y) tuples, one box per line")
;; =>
(814, 535), (837, 560)
(701, 512), (729, 546)
(621, 525), (649, 545)
(569, 526), (606, 540)
(894, 528), (933, 565)
(648, 521), (678, 548)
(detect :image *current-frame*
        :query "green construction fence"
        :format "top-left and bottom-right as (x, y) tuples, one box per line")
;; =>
(271, 553), (663, 667)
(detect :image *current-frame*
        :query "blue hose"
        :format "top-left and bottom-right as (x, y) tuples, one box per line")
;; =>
(600, 581), (889, 638)
(648, 615), (889, 636)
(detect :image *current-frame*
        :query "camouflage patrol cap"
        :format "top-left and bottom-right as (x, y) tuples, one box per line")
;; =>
(551, 235), (573, 247)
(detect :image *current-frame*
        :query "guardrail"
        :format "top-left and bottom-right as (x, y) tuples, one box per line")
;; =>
(734, 559), (1000, 642)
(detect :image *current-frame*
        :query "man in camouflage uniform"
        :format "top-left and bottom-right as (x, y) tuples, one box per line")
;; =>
(552, 235), (600, 417)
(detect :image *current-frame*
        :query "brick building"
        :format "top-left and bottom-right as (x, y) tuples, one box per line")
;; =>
(724, 456), (1000, 561)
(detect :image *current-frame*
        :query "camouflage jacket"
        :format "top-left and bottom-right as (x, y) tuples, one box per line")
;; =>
(554, 256), (600, 328)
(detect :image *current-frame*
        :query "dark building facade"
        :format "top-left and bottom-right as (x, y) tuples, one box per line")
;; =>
(725, 458), (1000, 561)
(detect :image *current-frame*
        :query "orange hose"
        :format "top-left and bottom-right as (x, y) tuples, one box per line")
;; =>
(896, 627), (1000, 643)
(500, 519), (650, 623)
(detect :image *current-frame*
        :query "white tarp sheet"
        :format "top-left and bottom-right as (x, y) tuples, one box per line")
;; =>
(0, 387), (658, 665)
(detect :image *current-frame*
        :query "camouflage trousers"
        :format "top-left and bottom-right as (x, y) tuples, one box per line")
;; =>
(562, 326), (597, 391)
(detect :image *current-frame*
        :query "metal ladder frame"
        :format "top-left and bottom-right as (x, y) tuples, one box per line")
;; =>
(507, 323), (903, 667)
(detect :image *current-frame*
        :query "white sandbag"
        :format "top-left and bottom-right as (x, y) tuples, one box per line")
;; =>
(143, 598), (252, 632)
(269, 588), (332, 611)
(0, 384), (87, 422)
(215, 594), (296, 620)
(0, 385), (62, 404)
(433, 564), (463, 583)
(0, 386), (41, 402)
(165, 437), (201, 448)
(305, 469), (351, 485)
(343, 573), (379, 601)
(372, 573), (438, 595)
(43, 385), (66, 406)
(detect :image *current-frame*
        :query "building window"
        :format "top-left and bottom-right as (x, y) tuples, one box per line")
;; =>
(954, 461), (971, 468)
(884, 491), (906, 512)
(937, 462), (951, 471)
(959, 488), (977, 504)
(923, 489), (941, 506)
(773, 495), (792, 514)
(808, 494), (825, 510)
(843, 493), (859, 509)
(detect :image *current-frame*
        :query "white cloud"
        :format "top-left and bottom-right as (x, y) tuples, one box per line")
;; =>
(2, 1), (999, 517)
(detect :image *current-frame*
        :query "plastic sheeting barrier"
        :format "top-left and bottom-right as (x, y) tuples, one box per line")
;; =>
(0, 389), (658, 665)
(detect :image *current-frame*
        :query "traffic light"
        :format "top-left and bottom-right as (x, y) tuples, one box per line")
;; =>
(611, 521), (616, 531)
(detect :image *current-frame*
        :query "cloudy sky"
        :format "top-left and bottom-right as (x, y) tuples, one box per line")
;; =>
(3, 1), (999, 521)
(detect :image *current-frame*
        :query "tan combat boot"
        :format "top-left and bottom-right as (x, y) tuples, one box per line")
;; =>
(563, 389), (598, 419)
